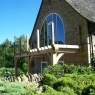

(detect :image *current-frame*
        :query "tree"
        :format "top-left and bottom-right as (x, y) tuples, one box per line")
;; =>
(14, 35), (28, 72)
(0, 35), (28, 69)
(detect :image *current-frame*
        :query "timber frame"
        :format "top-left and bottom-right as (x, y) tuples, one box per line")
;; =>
(14, 22), (80, 76)
(14, 44), (79, 76)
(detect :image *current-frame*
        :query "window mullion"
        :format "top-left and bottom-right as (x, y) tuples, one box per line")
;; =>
(44, 22), (45, 46)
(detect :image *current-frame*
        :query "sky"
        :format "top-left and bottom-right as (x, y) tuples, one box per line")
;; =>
(0, 0), (42, 44)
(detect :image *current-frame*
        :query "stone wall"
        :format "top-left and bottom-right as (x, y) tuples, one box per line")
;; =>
(30, 0), (89, 66)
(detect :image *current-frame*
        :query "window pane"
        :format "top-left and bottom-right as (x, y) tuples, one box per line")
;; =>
(47, 14), (52, 45)
(47, 25), (52, 45)
(44, 20), (47, 46)
(47, 14), (52, 23)
(57, 15), (64, 44)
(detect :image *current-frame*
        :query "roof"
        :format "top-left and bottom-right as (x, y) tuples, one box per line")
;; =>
(66, 0), (95, 22)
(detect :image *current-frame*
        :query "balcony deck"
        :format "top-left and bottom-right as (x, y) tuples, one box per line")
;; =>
(15, 44), (80, 58)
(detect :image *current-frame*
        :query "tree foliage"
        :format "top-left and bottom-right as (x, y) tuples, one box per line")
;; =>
(0, 35), (28, 71)
(0, 39), (14, 68)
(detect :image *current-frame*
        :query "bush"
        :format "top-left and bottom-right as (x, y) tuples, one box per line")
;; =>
(43, 85), (55, 93)
(82, 85), (95, 95)
(24, 85), (39, 95)
(43, 64), (64, 78)
(43, 64), (94, 77)
(0, 67), (25, 77)
(53, 76), (77, 91)
(77, 66), (94, 74)
(22, 63), (28, 74)
(0, 68), (15, 77)
(42, 74), (57, 87)
(0, 81), (27, 95)
(0, 80), (40, 95)
(63, 64), (78, 74)
(41, 64), (95, 94)
(58, 86), (77, 95)
(41, 85), (63, 95)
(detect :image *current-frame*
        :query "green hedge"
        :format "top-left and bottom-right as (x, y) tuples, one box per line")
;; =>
(41, 74), (57, 87)
(0, 67), (24, 77)
(43, 64), (94, 78)
(41, 64), (95, 95)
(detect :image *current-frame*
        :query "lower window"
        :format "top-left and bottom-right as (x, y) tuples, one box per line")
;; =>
(58, 61), (64, 65)
(41, 62), (48, 73)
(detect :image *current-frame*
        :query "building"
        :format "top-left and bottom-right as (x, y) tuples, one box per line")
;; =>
(15, 0), (95, 75)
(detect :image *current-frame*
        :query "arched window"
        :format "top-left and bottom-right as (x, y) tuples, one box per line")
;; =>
(40, 13), (65, 47)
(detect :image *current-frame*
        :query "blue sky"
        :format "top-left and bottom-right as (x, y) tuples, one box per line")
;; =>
(0, 0), (42, 44)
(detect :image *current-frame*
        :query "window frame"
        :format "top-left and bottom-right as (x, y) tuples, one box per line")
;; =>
(58, 61), (64, 65)
(41, 61), (48, 73)
(40, 13), (65, 47)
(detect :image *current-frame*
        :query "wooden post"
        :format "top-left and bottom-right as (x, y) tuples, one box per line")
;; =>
(51, 52), (64, 66)
(19, 38), (21, 55)
(51, 52), (57, 66)
(37, 29), (40, 48)
(51, 22), (55, 45)
(28, 56), (33, 74)
(26, 35), (29, 51)
(14, 42), (16, 56)
(15, 58), (18, 77)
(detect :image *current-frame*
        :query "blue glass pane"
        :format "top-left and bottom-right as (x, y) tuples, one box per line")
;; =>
(47, 25), (52, 45)
(57, 15), (64, 44)
(47, 14), (52, 23)
(44, 20), (47, 46)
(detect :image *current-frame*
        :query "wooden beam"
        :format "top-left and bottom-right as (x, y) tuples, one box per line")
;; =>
(28, 56), (33, 73)
(14, 42), (16, 56)
(15, 45), (79, 58)
(19, 38), (21, 55)
(51, 22), (55, 45)
(37, 29), (40, 48)
(50, 52), (64, 66)
(14, 58), (18, 77)
(26, 35), (29, 51)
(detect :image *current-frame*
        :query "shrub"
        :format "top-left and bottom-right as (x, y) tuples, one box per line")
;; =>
(24, 85), (39, 95)
(53, 76), (77, 90)
(82, 85), (95, 95)
(41, 85), (63, 95)
(63, 64), (78, 74)
(43, 64), (94, 77)
(0, 67), (25, 78)
(41, 64), (95, 95)
(58, 86), (77, 95)
(77, 66), (94, 74)
(0, 80), (40, 95)
(43, 85), (55, 93)
(41, 74), (57, 87)
(0, 68), (15, 77)
(22, 63), (28, 74)
(0, 81), (27, 95)
(43, 64), (64, 78)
